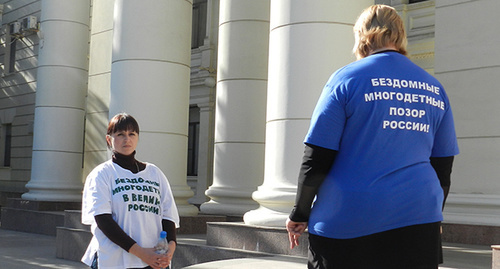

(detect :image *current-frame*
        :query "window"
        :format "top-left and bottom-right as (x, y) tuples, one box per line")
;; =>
(8, 38), (17, 73)
(4, 23), (18, 74)
(0, 124), (12, 167)
(187, 107), (200, 176)
(191, 0), (207, 49)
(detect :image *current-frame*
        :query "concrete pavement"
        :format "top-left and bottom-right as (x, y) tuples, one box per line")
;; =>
(0, 228), (493, 269)
(0, 228), (87, 269)
(183, 243), (494, 269)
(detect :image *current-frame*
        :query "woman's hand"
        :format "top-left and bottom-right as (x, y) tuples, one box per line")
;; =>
(164, 241), (176, 266)
(286, 218), (307, 249)
(128, 243), (170, 269)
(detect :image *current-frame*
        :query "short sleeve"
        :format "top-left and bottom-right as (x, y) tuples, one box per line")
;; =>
(431, 104), (459, 157)
(305, 76), (348, 150)
(155, 166), (180, 228)
(81, 164), (113, 225)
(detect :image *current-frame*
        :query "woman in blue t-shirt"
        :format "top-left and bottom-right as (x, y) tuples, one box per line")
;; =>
(286, 5), (459, 269)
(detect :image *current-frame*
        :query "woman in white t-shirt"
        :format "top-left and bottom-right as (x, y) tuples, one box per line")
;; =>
(82, 113), (180, 269)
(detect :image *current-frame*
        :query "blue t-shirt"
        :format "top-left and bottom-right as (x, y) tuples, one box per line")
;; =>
(305, 51), (459, 239)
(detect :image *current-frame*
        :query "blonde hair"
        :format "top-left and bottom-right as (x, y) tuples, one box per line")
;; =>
(353, 5), (407, 60)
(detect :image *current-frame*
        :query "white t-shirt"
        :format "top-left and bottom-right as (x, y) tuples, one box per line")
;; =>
(81, 160), (180, 269)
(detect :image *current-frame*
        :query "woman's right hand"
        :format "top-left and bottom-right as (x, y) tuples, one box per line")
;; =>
(286, 218), (307, 249)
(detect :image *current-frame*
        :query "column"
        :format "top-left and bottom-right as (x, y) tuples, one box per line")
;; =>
(200, 0), (270, 216)
(435, 0), (500, 226)
(187, 0), (218, 206)
(22, 0), (91, 201)
(110, 0), (198, 216)
(244, 0), (373, 226)
(84, 0), (115, 178)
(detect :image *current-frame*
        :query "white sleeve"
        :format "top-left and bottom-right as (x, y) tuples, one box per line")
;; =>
(156, 166), (180, 228)
(81, 164), (113, 225)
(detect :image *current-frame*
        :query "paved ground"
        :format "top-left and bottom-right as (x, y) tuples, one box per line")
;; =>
(184, 244), (494, 269)
(0, 228), (493, 269)
(0, 229), (87, 269)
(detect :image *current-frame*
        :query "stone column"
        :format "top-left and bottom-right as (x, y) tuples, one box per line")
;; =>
(244, 0), (373, 226)
(200, 0), (270, 216)
(187, 0), (218, 206)
(22, 0), (91, 201)
(84, 0), (115, 178)
(435, 0), (500, 226)
(110, 0), (198, 216)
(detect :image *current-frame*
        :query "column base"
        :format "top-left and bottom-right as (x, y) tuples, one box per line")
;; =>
(200, 199), (259, 216)
(177, 203), (201, 216)
(243, 206), (289, 227)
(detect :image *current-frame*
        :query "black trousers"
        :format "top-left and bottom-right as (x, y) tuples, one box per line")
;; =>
(308, 222), (441, 269)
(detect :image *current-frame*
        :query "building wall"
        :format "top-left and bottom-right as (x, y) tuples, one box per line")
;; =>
(83, 0), (217, 205)
(83, 0), (113, 179)
(0, 0), (40, 193)
(0, 0), (499, 226)
(435, 0), (500, 225)
(436, 0), (500, 194)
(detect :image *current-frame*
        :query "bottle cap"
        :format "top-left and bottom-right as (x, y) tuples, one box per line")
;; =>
(160, 231), (167, 238)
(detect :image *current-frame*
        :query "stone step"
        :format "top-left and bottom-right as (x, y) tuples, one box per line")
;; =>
(442, 222), (500, 245)
(55, 230), (307, 268)
(6, 198), (81, 211)
(3, 197), (497, 267)
(0, 207), (65, 236)
(63, 210), (90, 231)
(0, 198), (82, 236)
(55, 213), (231, 262)
(207, 222), (308, 257)
(493, 245), (500, 269)
(56, 226), (93, 261)
(174, 234), (307, 269)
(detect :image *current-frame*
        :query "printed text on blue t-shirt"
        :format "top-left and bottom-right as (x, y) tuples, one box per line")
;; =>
(365, 78), (443, 133)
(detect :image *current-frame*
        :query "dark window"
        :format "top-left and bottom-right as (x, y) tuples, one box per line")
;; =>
(192, 0), (207, 49)
(187, 122), (199, 176)
(8, 38), (17, 73)
(187, 106), (200, 176)
(3, 124), (12, 167)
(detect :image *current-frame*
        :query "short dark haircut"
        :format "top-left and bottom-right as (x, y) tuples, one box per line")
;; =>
(107, 113), (140, 136)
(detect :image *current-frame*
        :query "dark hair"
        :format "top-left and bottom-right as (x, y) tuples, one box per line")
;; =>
(107, 113), (140, 136)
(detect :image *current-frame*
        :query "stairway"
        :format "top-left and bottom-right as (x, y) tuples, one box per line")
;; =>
(53, 210), (308, 268)
(0, 198), (80, 236)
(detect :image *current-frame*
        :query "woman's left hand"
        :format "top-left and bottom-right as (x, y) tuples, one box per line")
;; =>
(164, 241), (176, 265)
(129, 244), (170, 269)
(153, 241), (176, 269)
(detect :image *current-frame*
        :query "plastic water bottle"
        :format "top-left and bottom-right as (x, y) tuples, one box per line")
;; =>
(155, 231), (168, 254)
(154, 231), (169, 269)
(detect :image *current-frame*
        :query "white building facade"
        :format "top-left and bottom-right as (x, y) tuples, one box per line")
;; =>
(0, 0), (499, 231)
